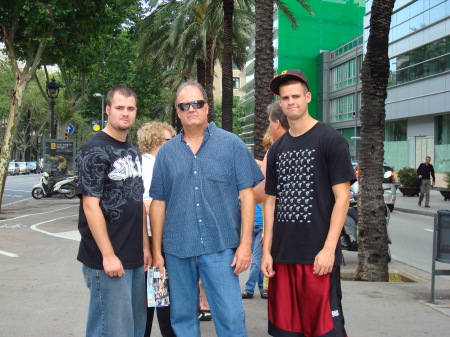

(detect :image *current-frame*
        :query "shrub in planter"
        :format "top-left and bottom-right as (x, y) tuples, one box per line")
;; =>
(397, 167), (418, 187)
(443, 172), (450, 189)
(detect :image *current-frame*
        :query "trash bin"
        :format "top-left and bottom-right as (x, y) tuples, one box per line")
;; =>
(436, 210), (450, 263)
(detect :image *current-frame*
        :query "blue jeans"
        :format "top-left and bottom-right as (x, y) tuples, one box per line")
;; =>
(82, 264), (147, 337)
(165, 249), (247, 337)
(244, 226), (264, 294)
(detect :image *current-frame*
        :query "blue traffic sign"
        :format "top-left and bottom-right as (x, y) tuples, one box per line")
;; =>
(66, 124), (74, 134)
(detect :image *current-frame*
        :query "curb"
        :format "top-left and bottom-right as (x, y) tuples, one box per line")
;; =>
(395, 207), (435, 217)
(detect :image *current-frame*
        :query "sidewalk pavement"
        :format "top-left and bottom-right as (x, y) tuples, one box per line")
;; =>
(0, 191), (450, 336)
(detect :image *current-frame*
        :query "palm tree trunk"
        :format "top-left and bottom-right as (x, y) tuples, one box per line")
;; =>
(221, 0), (234, 132)
(197, 58), (206, 89)
(355, 0), (395, 282)
(253, 0), (274, 160)
(206, 38), (215, 122)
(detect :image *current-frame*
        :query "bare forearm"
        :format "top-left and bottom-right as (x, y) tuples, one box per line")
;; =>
(150, 200), (165, 256)
(239, 187), (255, 247)
(83, 198), (115, 258)
(262, 196), (275, 255)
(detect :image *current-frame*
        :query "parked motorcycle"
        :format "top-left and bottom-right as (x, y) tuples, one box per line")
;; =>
(31, 171), (78, 199)
(340, 173), (392, 261)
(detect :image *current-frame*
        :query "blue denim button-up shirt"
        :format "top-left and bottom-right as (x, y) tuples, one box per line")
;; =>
(150, 122), (264, 258)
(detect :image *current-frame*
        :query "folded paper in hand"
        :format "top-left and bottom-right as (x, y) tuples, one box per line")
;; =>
(147, 266), (170, 307)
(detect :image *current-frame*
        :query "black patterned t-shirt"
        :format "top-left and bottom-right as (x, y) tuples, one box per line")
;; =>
(266, 122), (355, 265)
(76, 131), (144, 269)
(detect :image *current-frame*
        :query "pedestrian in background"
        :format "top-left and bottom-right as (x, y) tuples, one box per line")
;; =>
(150, 81), (264, 337)
(417, 156), (435, 208)
(76, 86), (150, 337)
(137, 121), (176, 337)
(262, 70), (354, 337)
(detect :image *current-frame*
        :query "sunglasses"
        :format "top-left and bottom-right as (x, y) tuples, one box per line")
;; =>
(176, 100), (206, 111)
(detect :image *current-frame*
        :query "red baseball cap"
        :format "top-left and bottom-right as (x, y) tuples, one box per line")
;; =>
(269, 69), (309, 95)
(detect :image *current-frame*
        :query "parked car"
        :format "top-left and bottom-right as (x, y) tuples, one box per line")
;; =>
(8, 162), (20, 175)
(353, 163), (397, 212)
(27, 161), (42, 174)
(17, 162), (31, 175)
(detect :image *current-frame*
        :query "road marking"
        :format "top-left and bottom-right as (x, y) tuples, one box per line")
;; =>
(4, 189), (30, 192)
(2, 197), (33, 206)
(30, 214), (80, 241)
(0, 250), (18, 257)
(0, 205), (78, 222)
(424, 229), (433, 232)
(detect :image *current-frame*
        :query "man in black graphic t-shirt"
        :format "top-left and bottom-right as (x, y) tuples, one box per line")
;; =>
(76, 86), (150, 337)
(262, 70), (355, 337)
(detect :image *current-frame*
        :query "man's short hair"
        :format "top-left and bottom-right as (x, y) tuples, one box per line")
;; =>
(175, 81), (208, 105)
(267, 102), (289, 130)
(426, 156), (431, 160)
(106, 86), (138, 107)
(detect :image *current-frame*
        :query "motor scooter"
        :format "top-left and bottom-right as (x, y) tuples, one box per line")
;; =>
(340, 173), (392, 261)
(31, 171), (78, 199)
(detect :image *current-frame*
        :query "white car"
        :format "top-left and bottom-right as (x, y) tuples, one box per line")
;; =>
(8, 162), (20, 175)
(17, 162), (31, 175)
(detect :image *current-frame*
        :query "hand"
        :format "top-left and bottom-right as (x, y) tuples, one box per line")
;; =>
(419, 175), (423, 178)
(144, 248), (152, 271)
(103, 255), (125, 278)
(313, 248), (335, 276)
(231, 243), (252, 275)
(261, 252), (275, 278)
(153, 252), (165, 272)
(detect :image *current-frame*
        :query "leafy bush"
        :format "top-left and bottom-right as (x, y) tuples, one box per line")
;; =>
(443, 172), (450, 189)
(397, 167), (418, 187)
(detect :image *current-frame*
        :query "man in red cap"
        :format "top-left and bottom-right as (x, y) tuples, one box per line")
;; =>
(261, 69), (355, 337)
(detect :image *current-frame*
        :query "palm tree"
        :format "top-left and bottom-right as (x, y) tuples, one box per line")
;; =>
(135, 0), (252, 127)
(253, 0), (312, 160)
(355, 0), (396, 282)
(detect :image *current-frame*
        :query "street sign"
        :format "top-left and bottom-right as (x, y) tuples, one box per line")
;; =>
(66, 124), (74, 134)
(92, 120), (101, 132)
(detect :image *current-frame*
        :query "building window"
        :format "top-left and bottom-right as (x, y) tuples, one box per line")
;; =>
(388, 0), (448, 42)
(330, 94), (355, 122)
(384, 120), (407, 141)
(389, 36), (450, 86)
(330, 59), (357, 91)
(233, 77), (240, 89)
(436, 114), (450, 145)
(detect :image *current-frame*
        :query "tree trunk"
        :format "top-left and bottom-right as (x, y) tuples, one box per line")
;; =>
(0, 76), (28, 210)
(197, 58), (206, 89)
(221, 0), (234, 132)
(206, 38), (215, 123)
(253, 0), (274, 160)
(355, 0), (396, 282)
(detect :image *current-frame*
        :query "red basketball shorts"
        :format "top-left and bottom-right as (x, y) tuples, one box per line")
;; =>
(268, 263), (347, 337)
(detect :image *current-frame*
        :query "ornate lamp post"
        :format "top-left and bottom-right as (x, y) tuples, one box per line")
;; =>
(46, 78), (61, 139)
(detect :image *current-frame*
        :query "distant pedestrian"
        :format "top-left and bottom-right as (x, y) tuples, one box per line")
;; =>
(417, 156), (435, 208)
(150, 81), (264, 337)
(262, 69), (355, 337)
(76, 86), (150, 337)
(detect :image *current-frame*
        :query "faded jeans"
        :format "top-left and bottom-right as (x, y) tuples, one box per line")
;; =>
(419, 179), (431, 205)
(82, 264), (147, 337)
(165, 249), (247, 337)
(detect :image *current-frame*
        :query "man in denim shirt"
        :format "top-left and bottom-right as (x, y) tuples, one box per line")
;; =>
(150, 81), (264, 337)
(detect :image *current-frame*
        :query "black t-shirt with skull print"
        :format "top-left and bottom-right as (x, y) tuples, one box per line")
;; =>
(266, 122), (355, 265)
(76, 131), (144, 270)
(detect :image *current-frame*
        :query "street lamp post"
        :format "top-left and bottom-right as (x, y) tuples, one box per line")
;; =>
(46, 78), (61, 139)
(93, 93), (105, 129)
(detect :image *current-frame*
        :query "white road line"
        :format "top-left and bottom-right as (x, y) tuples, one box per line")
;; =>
(424, 229), (434, 232)
(30, 214), (80, 241)
(0, 250), (18, 257)
(0, 205), (78, 222)
(4, 189), (30, 192)
(2, 197), (33, 206)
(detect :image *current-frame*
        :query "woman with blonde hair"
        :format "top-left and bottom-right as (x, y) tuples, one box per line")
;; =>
(137, 121), (176, 337)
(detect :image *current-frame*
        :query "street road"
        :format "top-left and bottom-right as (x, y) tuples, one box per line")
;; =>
(389, 210), (450, 274)
(2, 173), (40, 206)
